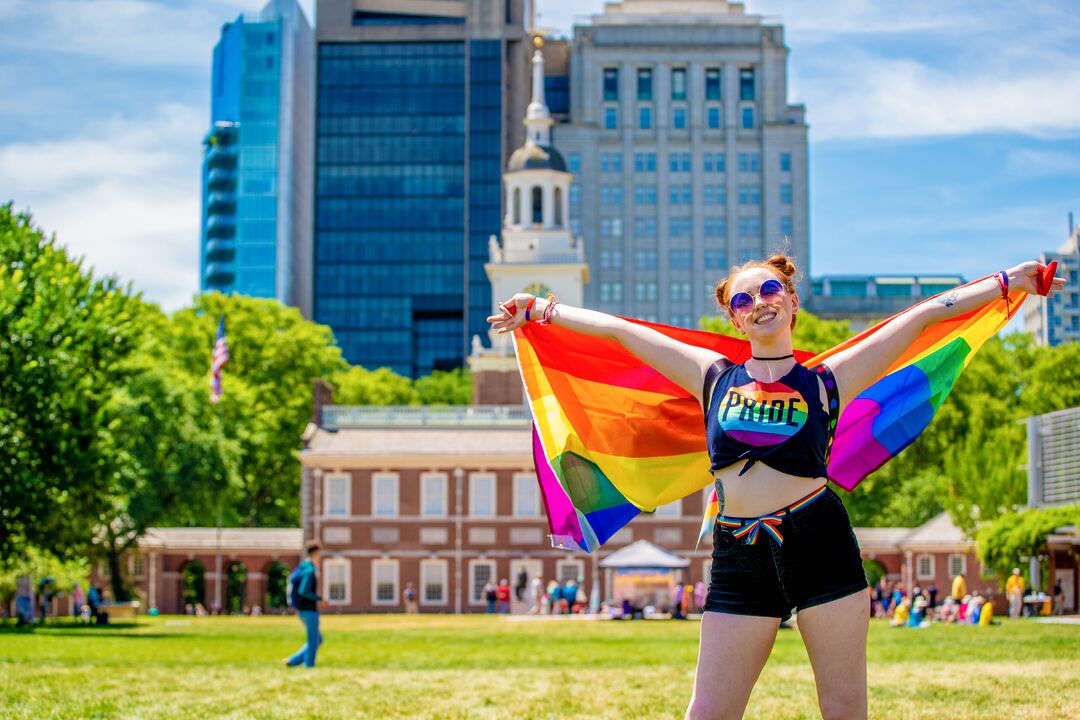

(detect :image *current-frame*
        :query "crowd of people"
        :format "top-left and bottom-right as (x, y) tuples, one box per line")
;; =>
(873, 574), (998, 628)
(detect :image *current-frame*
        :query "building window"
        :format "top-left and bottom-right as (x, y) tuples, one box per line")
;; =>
(324, 558), (350, 604)
(704, 249), (728, 269)
(569, 152), (581, 173)
(569, 185), (580, 205)
(601, 185), (622, 205)
(781, 216), (793, 236)
(372, 472), (398, 517)
(129, 554), (145, 579)
(634, 282), (658, 302)
(705, 67), (721, 100)
(633, 218), (657, 237)
(780, 184), (793, 204)
(371, 559), (398, 606)
(948, 554), (967, 578)
(780, 152), (792, 172)
(703, 152), (726, 173)
(704, 185), (726, 205)
(670, 249), (692, 269)
(633, 152), (656, 172)
(639, 106), (652, 130)
(654, 499), (681, 517)
(637, 68), (652, 100)
(421, 472), (447, 518)
(741, 106), (755, 130)
(512, 187), (521, 224)
(469, 559), (496, 604)
(669, 217), (691, 237)
(513, 472), (540, 517)
(738, 217), (761, 237)
(739, 248), (757, 263)
(420, 559), (448, 606)
(669, 152), (690, 172)
(531, 186), (543, 224)
(469, 472), (496, 517)
(635, 250), (658, 270)
(916, 554), (935, 580)
(671, 68), (687, 100)
(604, 106), (617, 129)
(554, 187), (563, 226)
(600, 152), (623, 173)
(634, 185), (657, 205)
(557, 559), (584, 584)
(324, 472), (350, 517)
(737, 153), (760, 172)
(600, 282), (623, 303)
(600, 217), (622, 238)
(739, 67), (755, 101)
(669, 184), (691, 205)
(603, 67), (619, 101)
(670, 282), (692, 303)
(600, 249), (623, 268)
(704, 217), (727, 238)
(707, 106), (720, 129)
(673, 107), (686, 129)
(738, 185), (761, 206)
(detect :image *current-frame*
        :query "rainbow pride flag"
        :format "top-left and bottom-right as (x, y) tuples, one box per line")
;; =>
(514, 278), (1027, 552)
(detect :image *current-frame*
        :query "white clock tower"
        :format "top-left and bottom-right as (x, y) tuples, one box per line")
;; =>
(469, 35), (589, 404)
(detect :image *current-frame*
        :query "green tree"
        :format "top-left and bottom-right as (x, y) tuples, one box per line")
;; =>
(415, 368), (472, 405)
(0, 204), (144, 560)
(93, 313), (238, 600)
(162, 293), (346, 527)
(977, 504), (1080, 584)
(331, 366), (418, 406)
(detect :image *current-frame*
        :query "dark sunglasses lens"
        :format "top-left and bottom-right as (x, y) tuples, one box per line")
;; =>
(760, 279), (784, 301)
(729, 292), (753, 312)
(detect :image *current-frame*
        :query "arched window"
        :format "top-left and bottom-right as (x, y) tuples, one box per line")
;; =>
(531, 186), (543, 225)
(512, 187), (521, 225)
(554, 187), (563, 226)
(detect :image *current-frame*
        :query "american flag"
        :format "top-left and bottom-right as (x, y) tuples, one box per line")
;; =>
(209, 317), (229, 404)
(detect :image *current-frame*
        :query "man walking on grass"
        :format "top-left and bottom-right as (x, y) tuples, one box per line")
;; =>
(284, 541), (323, 668)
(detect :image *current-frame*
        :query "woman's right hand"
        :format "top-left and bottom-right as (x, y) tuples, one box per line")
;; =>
(487, 292), (539, 334)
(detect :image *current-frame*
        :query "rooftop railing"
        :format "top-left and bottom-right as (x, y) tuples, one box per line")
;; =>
(321, 405), (532, 428)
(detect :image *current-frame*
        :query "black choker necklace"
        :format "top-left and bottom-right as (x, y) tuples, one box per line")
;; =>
(752, 353), (794, 361)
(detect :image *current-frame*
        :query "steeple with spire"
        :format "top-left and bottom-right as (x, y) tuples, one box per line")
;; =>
(470, 33), (589, 403)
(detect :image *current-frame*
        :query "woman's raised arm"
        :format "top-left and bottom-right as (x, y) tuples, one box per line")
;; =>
(488, 292), (725, 406)
(826, 261), (1065, 409)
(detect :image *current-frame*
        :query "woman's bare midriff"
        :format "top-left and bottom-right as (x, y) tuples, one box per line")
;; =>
(712, 462), (828, 517)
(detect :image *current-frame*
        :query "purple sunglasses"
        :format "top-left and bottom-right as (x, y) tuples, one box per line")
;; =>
(728, 278), (785, 314)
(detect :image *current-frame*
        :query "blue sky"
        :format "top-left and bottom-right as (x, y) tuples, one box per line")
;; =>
(1, 0), (1077, 311)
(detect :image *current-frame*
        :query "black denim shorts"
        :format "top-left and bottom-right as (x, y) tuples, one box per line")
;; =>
(703, 486), (867, 621)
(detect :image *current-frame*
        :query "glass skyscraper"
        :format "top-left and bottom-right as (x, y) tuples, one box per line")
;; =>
(314, 0), (527, 377)
(200, 0), (314, 316)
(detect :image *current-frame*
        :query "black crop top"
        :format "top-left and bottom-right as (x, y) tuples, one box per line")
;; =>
(703, 360), (840, 477)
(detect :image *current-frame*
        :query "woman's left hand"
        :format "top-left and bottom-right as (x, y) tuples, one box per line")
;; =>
(1008, 261), (1066, 298)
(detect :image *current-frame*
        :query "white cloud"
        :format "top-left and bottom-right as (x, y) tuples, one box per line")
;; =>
(1, 0), (272, 69)
(803, 52), (1080, 140)
(0, 103), (205, 311)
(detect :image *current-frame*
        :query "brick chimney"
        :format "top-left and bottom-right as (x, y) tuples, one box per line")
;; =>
(467, 333), (525, 406)
(311, 378), (334, 424)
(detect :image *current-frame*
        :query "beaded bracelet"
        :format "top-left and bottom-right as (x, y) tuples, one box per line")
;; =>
(993, 271), (1009, 300)
(539, 297), (558, 325)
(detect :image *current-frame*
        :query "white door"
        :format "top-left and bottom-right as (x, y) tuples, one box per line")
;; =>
(1057, 568), (1075, 612)
(509, 559), (544, 613)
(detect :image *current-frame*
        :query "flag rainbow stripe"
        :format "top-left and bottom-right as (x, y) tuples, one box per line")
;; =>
(516, 280), (1025, 552)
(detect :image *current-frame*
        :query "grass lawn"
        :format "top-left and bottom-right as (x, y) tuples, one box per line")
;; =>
(1, 614), (1077, 719)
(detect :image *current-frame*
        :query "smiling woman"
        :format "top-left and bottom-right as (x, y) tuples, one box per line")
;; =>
(489, 251), (1063, 719)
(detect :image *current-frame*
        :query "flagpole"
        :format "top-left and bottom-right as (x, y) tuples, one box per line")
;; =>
(209, 316), (229, 614)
